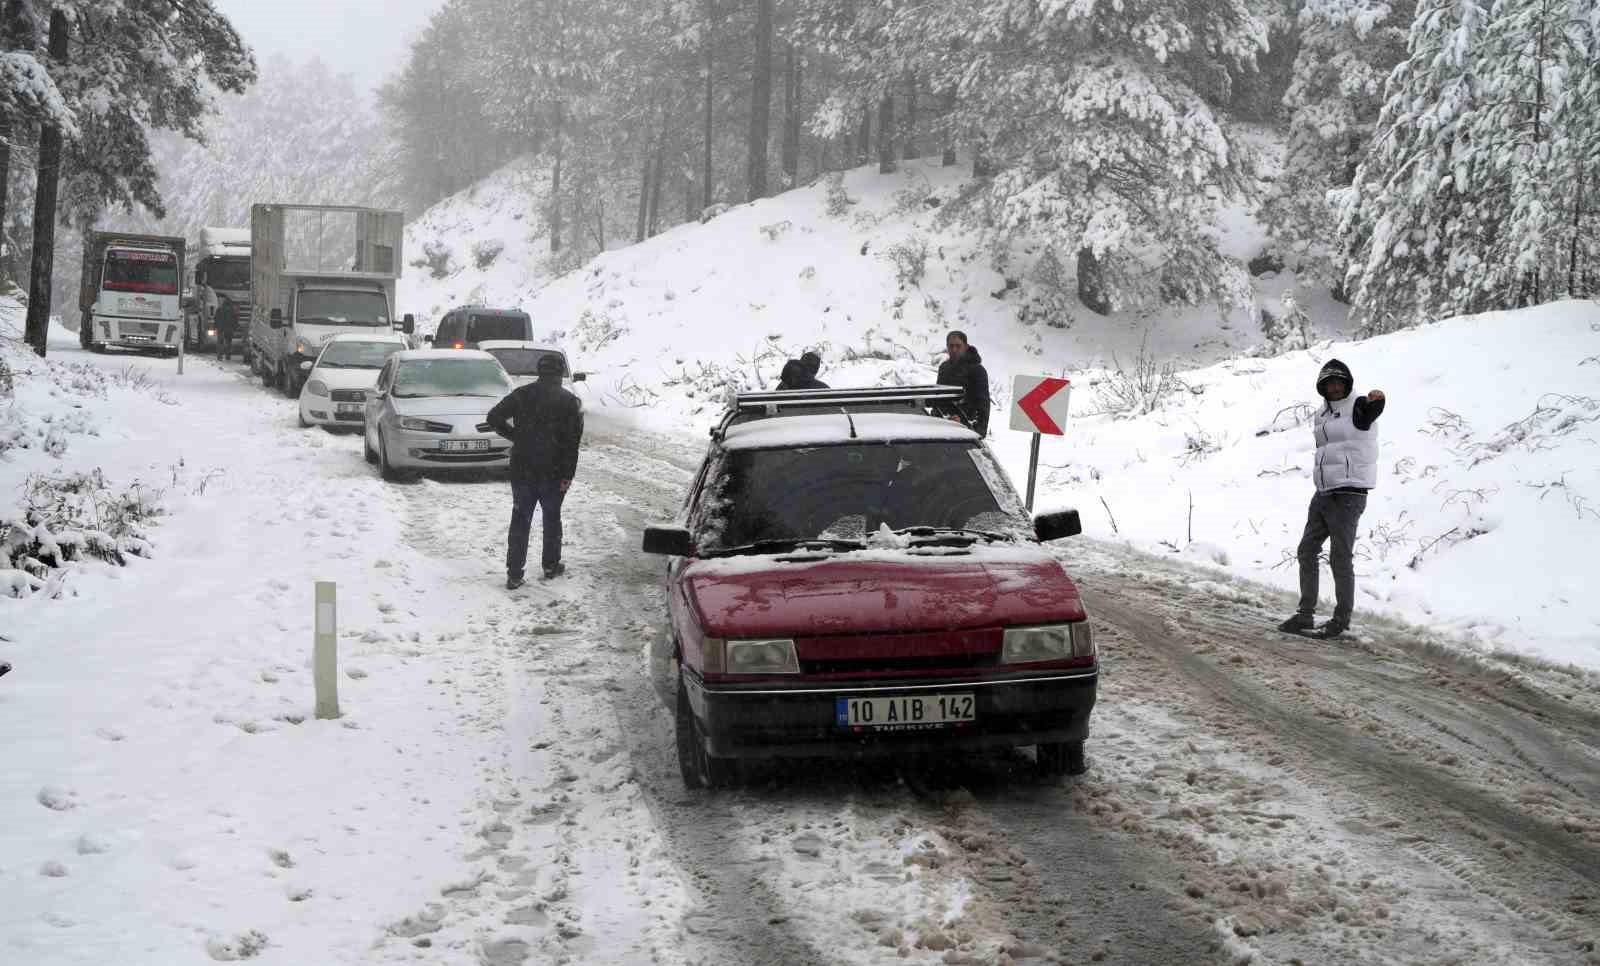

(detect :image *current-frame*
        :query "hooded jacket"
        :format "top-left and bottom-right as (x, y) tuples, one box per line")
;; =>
(936, 345), (991, 437)
(486, 376), (584, 481)
(1311, 357), (1383, 492)
(776, 359), (827, 390)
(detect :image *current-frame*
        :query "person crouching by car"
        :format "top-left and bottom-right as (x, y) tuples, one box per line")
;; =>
(486, 353), (584, 589)
(1279, 358), (1386, 640)
(935, 330), (991, 436)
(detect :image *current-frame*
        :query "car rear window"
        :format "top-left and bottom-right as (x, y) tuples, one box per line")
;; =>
(698, 441), (1020, 548)
(484, 347), (563, 376)
(467, 315), (529, 342)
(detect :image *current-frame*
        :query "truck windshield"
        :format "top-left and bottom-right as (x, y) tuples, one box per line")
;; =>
(393, 358), (511, 398)
(298, 290), (388, 326)
(700, 442), (1020, 549)
(484, 347), (563, 376)
(317, 340), (405, 370)
(204, 257), (251, 291)
(103, 251), (179, 295)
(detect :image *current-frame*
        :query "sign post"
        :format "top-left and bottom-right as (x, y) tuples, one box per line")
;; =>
(1009, 375), (1072, 512)
(314, 581), (339, 719)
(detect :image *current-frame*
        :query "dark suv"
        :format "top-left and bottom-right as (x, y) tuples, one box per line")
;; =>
(643, 386), (1097, 788)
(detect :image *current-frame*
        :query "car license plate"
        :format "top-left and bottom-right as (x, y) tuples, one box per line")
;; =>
(836, 693), (975, 731)
(336, 403), (362, 414)
(440, 439), (489, 453)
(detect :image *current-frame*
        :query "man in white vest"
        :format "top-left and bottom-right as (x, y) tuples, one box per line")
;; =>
(1280, 359), (1386, 639)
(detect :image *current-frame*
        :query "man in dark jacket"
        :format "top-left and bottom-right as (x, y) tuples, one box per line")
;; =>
(798, 350), (829, 389)
(486, 353), (584, 588)
(935, 330), (991, 436)
(1280, 358), (1386, 639)
(214, 296), (238, 361)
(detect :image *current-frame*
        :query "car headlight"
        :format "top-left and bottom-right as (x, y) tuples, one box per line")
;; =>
(1001, 623), (1094, 664)
(399, 417), (452, 433)
(723, 636), (806, 674)
(305, 379), (330, 397)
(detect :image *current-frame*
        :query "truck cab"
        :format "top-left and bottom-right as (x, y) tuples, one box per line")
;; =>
(188, 227), (252, 351)
(78, 235), (187, 355)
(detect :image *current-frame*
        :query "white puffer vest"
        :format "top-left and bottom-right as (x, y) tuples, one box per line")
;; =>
(1312, 394), (1379, 492)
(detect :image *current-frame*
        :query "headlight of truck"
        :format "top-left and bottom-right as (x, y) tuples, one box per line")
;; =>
(306, 379), (330, 397)
(721, 638), (799, 675)
(1002, 623), (1093, 663)
(399, 417), (451, 433)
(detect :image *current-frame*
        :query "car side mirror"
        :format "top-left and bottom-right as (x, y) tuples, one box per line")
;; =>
(402, 313), (415, 335)
(1034, 509), (1082, 542)
(642, 525), (694, 557)
(300, 360), (313, 371)
(571, 371), (586, 383)
(422, 333), (434, 344)
(269, 308), (283, 329)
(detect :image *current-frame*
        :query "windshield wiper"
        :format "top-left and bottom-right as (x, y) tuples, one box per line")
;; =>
(891, 526), (1010, 543)
(705, 537), (867, 558)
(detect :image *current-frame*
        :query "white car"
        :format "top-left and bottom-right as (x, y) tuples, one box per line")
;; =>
(297, 332), (413, 429)
(475, 340), (585, 388)
(363, 349), (514, 480)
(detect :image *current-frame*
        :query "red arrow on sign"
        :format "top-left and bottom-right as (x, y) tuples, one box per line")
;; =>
(1018, 377), (1070, 434)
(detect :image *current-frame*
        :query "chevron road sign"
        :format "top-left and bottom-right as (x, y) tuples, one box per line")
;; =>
(1009, 375), (1072, 511)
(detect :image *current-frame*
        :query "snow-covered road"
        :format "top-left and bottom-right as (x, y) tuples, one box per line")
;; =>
(5, 340), (1598, 965)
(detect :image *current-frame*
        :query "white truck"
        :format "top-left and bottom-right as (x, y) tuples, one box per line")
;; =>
(247, 204), (414, 396)
(78, 232), (187, 355)
(187, 227), (252, 352)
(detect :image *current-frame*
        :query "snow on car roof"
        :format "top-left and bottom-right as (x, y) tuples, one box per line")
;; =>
(326, 332), (409, 343)
(720, 412), (979, 450)
(394, 348), (497, 361)
(475, 340), (566, 353)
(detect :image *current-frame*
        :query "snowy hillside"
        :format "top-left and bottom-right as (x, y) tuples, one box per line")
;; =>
(399, 159), (1600, 669)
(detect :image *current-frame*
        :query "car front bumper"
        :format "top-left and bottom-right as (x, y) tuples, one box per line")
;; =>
(300, 397), (367, 427)
(686, 669), (1098, 759)
(384, 424), (510, 469)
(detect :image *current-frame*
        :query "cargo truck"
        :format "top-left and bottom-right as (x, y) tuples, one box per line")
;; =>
(187, 227), (252, 352)
(78, 232), (187, 355)
(248, 204), (414, 397)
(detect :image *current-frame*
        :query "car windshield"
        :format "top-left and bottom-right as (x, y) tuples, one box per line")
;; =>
(204, 257), (251, 291)
(298, 290), (389, 326)
(393, 358), (511, 398)
(102, 250), (179, 295)
(318, 340), (405, 369)
(698, 441), (1024, 550)
(467, 315), (529, 342)
(484, 347), (562, 376)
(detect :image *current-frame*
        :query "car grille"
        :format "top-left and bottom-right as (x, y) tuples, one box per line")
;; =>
(800, 653), (1000, 676)
(133, 322), (160, 334)
(334, 411), (364, 422)
(417, 450), (508, 463)
(331, 389), (365, 403)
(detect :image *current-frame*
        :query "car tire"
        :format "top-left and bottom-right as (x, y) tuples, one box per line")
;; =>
(298, 409), (312, 429)
(1036, 740), (1087, 777)
(278, 363), (294, 398)
(676, 680), (736, 790)
(378, 431), (405, 482)
(363, 429), (378, 465)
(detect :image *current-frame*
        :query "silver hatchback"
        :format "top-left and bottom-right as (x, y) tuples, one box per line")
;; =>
(363, 349), (513, 480)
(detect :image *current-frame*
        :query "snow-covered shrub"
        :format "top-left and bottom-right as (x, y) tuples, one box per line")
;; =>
(0, 469), (164, 595)
(413, 241), (453, 279)
(1259, 290), (1313, 355)
(1092, 336), (1188, 417)
(1016, 247), (1075, 329)
(823, 173), (856, 218)
(571, 309), (629, 353)
(699, 203), (732, 224)
(758, 220), (793, 241)
(883, 235), (929, 290)
(471, 239), (505, 269)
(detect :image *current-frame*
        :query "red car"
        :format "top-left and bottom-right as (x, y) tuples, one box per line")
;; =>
(644, 386), (1097, 788)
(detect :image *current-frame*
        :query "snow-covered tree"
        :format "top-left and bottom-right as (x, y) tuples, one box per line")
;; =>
(1260, 0), (1415, 292)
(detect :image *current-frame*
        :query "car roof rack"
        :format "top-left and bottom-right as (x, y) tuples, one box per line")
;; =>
(712, 385), (964, 440)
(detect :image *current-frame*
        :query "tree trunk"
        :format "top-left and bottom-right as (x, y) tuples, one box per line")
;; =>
(549, 103), (565, 254)
(24, 9), (68, 357)
(636, 110), (654, 243)
(0, 109), (11, 280)
(746, 0), (773, 201)
(780, 44), (800, 189)
(1076, 247), (1113, 316)
(647, 108), (668, 236)
(876, 93), (896, 174)
(685, 175), (697, 223)
(702, 0), (714, 210)
(972, 132), (993, 178)
(941, 90), (957, 166)
(903, 76), (918, 160)
(857, 112), (871, 166)
(595, 194), (606, 251)
(1568, 160), (1584, 296)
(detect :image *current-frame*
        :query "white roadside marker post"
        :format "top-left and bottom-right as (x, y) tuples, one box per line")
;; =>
(1009, 375), (1072, 512)
(177, 326), (184, 376)
(314, 581), (339, 719)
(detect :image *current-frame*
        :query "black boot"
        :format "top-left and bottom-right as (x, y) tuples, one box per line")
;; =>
(1312, 619), (1348, 640)
(1278, 614), (1315, 634)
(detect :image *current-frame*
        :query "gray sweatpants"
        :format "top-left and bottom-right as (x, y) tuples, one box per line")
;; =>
(1295, 490), (1367, 624)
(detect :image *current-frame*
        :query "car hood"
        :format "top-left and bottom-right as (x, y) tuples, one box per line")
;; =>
(390, 395), (503, 417)
(310, 367), (384, 391)
(681, 548), (1086, 638)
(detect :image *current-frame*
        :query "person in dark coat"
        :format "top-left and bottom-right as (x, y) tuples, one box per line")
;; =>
(798, 350), (829, 389)
(935, 330), (991, 436)
(213, 295), (238, 361)
(1279, 358), (1386, 639)
(486, 353), (585, 588)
